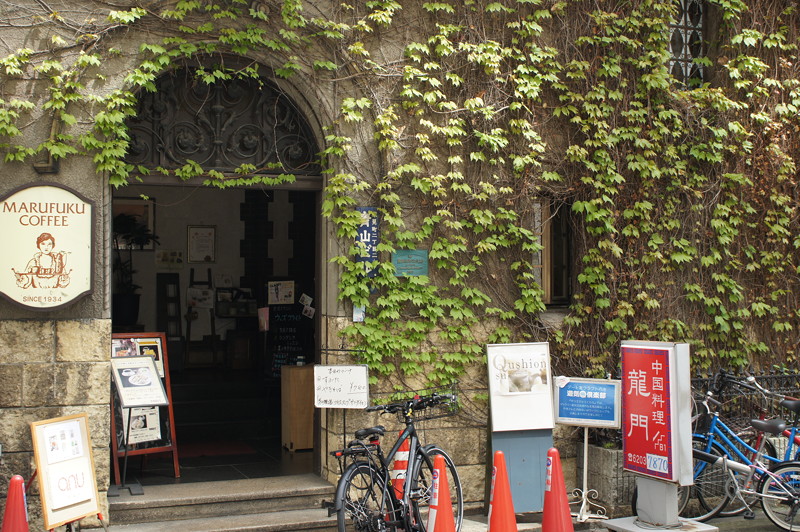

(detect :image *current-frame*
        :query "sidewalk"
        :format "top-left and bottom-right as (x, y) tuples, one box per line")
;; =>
(459, 511), (778, 531)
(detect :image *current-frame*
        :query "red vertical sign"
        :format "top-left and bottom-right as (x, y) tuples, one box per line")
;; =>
(622, 346), (674, 481)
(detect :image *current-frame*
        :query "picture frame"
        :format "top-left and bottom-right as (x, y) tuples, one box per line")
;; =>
(113, 198), (156, 250)
(187, 225), (215, 263)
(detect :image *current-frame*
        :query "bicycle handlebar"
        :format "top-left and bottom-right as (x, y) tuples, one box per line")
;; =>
(365, 392), (456, 414)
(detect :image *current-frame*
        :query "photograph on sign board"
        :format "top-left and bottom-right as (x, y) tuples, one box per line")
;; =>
(111, 355), (169, 408)
(487, 342), (554, 431)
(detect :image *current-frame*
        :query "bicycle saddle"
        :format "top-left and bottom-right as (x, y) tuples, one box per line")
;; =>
(750, 418), (787, 435)
(355, 425), (385, 440)
(780, 398), (800, 415)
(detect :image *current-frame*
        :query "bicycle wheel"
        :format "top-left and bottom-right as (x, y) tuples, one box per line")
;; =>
(336, 460), (398, 532)
(719, 430), (777, 517)
(682, 437), (732, 521)
(759, 461), (800, 531)
(408, 446), (463, 532)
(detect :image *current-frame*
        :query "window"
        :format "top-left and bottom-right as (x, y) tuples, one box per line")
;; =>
(532, 201), (572, 306)
(669, 0), (704, 87)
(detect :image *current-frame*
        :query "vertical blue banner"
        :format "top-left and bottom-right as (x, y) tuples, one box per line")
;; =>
(356, 207), (379, 277)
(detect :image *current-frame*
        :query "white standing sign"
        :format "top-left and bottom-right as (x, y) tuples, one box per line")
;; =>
(487, 342), (554, 431)
(31, 413), (100, 530)
(0, 183), (94, 309)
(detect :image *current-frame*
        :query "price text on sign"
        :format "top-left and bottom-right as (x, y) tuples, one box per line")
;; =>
(621, 346), (674, 481)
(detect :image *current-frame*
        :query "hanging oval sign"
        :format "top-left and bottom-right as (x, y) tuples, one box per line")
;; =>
(0, 183), (94, 310)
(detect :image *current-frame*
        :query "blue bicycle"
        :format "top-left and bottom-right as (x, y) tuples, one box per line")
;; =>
(686, 370), (800, 521)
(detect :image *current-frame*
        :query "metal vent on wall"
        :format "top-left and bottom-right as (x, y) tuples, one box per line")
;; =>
(125, 69), (320, 174)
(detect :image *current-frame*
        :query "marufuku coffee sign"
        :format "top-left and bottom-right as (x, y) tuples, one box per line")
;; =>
(0, 184), (94, 310)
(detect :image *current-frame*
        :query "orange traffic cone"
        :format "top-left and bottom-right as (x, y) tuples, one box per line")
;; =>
(426, 454), (456, 532)
(391, 432), (409, 499)
(1, 475), (28, 532)
(542, 448), (574, 532)
(487, 450), (516, 532)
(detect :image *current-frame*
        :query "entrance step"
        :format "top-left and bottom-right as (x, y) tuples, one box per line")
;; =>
(103, 508), (336, 531)
(102, 474), (336, 530)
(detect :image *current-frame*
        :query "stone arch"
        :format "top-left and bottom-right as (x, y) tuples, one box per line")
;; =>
(124, 62), (321, 177)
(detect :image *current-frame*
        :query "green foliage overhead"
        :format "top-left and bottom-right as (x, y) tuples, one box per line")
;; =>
(0, 0), (798, 384)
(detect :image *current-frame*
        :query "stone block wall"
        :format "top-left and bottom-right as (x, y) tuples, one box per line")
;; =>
(0, 319), (111, 529)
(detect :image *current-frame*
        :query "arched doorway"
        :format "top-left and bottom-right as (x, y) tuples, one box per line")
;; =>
(111, 64), (322, 484)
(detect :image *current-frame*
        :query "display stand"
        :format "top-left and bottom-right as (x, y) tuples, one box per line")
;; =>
(572, 426), (608, 521)
(109, 333), (180, 491)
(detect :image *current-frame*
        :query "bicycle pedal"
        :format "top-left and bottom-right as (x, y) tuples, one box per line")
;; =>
(743, 510), (755, 520)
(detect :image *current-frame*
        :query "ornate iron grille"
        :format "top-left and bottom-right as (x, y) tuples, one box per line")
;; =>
(125, 69), (320, 175)
(669, 0), (704, 87)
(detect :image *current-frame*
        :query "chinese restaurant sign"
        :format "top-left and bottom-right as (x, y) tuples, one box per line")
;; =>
(487, 342), (554, 432)
(621, 341), (692, 484)
(0, 184), (94, 310)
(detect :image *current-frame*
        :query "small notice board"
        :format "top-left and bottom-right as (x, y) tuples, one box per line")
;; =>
(110, 332), (180, 484)
(314, 365), (369, 409)
(30, 413), (100, 530)
(554, 377), (621, 429)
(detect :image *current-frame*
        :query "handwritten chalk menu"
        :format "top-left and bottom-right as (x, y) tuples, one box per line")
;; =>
(268, 304), (312, 376)
(31, 413), (100, 530)
(314, 365), (370, 408)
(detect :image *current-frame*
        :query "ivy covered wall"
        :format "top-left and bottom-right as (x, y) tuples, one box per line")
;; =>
(0, 0), (797, 387)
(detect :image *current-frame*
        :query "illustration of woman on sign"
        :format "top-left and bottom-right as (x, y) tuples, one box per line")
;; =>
(13, 232), (71, 289)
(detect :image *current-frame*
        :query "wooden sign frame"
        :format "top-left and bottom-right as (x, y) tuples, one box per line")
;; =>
(30, 413), (100, 530)
(110, 332), (180, 484)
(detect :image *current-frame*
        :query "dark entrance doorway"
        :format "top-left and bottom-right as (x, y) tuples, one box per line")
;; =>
(111, 64), (321, 484)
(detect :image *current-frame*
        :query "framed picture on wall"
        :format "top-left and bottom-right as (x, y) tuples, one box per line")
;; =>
(187, 225), (215, 263)
(113, 198), (156, 250)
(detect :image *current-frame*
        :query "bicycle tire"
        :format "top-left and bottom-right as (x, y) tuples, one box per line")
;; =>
(758, 461), (800, 531)
(408, 446), (463, 532)
(719, 430), (777, 517)
(682, 436), (732, 521)
(336, 460), (398, 532)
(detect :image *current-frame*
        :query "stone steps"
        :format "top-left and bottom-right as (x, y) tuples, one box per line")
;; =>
(102, 474), (336, 529)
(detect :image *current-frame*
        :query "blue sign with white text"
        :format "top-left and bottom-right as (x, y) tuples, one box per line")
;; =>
(554, 378), (621, 428)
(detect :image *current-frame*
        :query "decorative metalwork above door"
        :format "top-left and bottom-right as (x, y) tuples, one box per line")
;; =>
(126, 69), (320, 175)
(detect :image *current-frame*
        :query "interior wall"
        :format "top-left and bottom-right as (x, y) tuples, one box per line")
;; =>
(114, 185), (246, 340)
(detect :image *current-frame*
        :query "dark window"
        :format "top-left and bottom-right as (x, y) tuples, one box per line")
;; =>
(669, 0), (705, 87)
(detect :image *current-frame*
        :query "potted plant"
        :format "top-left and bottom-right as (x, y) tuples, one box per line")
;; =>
(112, 212), (159, 325)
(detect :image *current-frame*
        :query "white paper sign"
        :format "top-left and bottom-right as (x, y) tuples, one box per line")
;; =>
(314, 365), (369, 409)
(487, 342), (554, 431)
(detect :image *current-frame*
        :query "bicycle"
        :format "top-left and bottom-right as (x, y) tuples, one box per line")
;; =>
(329, 389), (463, 532)
(692, 417), (800, 530)
(686, 371), (800, 522)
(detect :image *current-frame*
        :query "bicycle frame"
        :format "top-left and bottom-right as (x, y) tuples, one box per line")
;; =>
(695, 410), (800, 468)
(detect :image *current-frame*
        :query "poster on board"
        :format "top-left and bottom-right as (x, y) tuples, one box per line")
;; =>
(314, 365), (369, 408)
(487, 342), (554, 431)
(111, 355), (169, 408)
(30, 413), (100, 530)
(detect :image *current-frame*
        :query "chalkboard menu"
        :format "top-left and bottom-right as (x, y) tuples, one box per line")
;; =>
(268, 304), (313, 377)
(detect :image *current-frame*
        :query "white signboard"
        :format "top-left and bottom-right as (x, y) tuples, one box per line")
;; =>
(0, 183), (93, 309)
(487, 342), (554, 431)
(31, 413), (100, 529)
(111, 356), (169, 408)
(314, 365), (369, 409)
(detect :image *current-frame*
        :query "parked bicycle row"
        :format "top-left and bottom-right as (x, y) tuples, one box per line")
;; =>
(670, 369), (800, 530)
